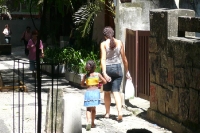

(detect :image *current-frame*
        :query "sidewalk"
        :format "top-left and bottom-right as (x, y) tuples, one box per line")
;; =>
(0, 46), (173, 133)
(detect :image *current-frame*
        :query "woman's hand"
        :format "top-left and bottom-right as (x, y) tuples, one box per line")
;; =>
(40, 53), (44, 58)
(103, 73), (112, 82)
(126, 71), (132, 80)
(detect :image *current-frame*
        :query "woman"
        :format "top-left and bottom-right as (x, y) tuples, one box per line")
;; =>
(100, 26), (131, 122)
(27, 30), (44, 77)
(2, 24), (12, 44)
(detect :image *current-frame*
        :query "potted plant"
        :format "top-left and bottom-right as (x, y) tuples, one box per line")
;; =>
(65, 48), (101, 86)
(42, 47), (69, 77)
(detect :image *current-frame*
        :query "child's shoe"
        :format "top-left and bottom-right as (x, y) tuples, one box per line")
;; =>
(86, 124), (91, 131)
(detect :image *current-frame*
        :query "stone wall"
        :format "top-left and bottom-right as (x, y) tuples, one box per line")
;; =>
(147, 8), (200, 133)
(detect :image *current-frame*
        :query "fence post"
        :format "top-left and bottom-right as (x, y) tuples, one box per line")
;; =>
(45, 88), (64, 133)
(63, 93), (82, 133)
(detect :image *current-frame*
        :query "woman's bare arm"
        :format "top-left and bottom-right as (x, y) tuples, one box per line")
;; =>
(100, 42), (106, 74)
(120, 41), (129, 74)
(98, 73), (107, 84)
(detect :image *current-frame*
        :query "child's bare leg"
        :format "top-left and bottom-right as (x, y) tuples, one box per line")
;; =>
(86, 107), (92, 123)
(91, 107), (96, 128)
(86, 107), (92, 131)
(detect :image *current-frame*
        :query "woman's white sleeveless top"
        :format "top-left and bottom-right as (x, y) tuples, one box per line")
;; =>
(105, 39), (121, 65)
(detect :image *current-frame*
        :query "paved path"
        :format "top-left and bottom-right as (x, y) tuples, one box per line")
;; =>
(0, 46), (173, 133)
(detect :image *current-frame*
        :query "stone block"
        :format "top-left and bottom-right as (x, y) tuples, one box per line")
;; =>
(191, 68), (200, 90)
(149, 53), (160, 82)
(170, 37), (200, 68)
(157, 86), (166, 114)
(45, 88), (64, 133)
(167, 9), (195, 37)
(63, 94), (82, 133)
(167, 38), (179, 57)
(174, 68), (184, 87)
(165, 89), (172, 108)
(149, 9), (168, 49)
(165, 86), (179, 118)
(149, 37), (157, 53)
(184, 68), (193, 88)
(179, 88), (190, 121)
(150, 9), (195, 52)
(178, 16), (200, 33)
(156, 68), (168, 88)
(187, 41), (200, 68)
(199, 93), (200, 127)
(167, 57), (174, 85)
(149, 84), (157, 110)
(0, 44), (11, 55)
(147, 108), (194, 133)
(173, 40), (187, 67)
(189, 89), (198, 124)
(160, 51), (168, 68)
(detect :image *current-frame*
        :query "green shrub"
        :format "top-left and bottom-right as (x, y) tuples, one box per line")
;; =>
(43, 46), (101, 74)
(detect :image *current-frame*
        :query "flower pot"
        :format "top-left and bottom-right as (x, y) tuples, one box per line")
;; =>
(65, 71), (85, 87)
(65, 71), (75, 82)
(41, 64), (65, 77)
(120, 0), (131, 3)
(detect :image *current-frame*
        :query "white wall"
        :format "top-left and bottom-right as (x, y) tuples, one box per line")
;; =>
(115, 0), (159, 44)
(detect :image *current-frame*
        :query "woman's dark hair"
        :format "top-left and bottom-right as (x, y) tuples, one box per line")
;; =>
(103, 26), (116, 49)
(85, 60), (96, 74)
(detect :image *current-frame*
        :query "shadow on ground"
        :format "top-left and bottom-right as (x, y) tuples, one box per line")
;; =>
(126, 129), (152, 133)
(0, 119), (11, 133)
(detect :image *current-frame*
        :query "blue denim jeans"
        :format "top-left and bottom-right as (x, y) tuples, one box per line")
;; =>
(29, 60), (36, 71)
(103, 63), (123, 92)
(5, 37), (11, 44)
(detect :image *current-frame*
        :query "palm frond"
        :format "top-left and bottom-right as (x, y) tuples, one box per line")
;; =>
(73, 0), (114, 38)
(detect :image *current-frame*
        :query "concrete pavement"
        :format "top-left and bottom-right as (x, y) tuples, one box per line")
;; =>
(0, 45), (173, 133)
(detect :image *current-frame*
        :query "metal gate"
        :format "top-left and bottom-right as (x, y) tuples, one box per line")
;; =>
(125, 29), (150, 100)
(0, 58), (63, 133)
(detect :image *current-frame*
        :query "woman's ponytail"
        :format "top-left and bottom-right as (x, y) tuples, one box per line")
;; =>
(103, 26), (116, 50)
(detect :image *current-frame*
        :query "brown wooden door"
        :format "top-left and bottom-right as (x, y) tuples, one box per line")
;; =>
(125, 29), (150, 100)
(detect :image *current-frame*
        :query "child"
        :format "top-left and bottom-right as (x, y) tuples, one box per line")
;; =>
(81, 60), (107, 131)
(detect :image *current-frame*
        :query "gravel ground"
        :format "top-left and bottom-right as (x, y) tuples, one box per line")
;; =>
(0, 46), (173, 133)
(0, 88), (173, 133)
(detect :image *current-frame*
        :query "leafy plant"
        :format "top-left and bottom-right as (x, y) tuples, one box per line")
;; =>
(77, 50), (101, 74)
(44, 44), (100, 74)
(73, 0), (115, 38)
(43, 46), (69, 64)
